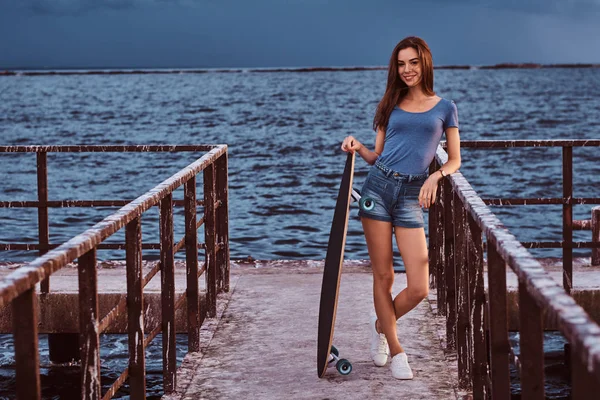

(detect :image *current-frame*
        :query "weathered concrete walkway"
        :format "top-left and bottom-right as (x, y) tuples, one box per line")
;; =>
(164, 260), (460, 400)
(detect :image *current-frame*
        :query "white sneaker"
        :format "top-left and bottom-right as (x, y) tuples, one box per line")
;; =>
(390, 352), (414, 379)
(370, 315), (389, 367)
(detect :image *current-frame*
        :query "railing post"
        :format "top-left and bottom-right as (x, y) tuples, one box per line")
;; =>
(204, 163), (217, 317)
(571, 346), (600, 399)
(126, 217), (146, 399)
(13, 289), (41, 400)
(160, 193), (176, 393)
(563, 146), (573, 294)
(436, 176), (446, 315)
(592, 206), (600, 266)
(37, 152), (49, 293)
(519, 281), (545, 399)
(454, 194), (471, 389)
(428, 162), (438, 289)
(185, 177), (200, 352)
(487, 243), (510, 399)
(216, 153), (230, 293)
(468, 214), (487, 399)
(444, 179), (456, 349)
(78, 248), (101, 400)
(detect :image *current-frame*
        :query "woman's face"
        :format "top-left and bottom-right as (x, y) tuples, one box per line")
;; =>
(397, 47), (422, 88)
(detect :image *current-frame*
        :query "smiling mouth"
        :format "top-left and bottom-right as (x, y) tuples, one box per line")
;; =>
(404, 75), (416, 80)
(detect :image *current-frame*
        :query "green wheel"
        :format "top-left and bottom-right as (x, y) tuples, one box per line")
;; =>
(359, 197), (375, 211)
(330, 345), (339, 357)
(336, 359), (352, 375)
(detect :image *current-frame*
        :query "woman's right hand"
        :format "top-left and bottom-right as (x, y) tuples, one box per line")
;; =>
(340, 136), (362, 154)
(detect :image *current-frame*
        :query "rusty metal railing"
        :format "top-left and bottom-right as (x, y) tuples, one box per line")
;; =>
(454, 140), (600, 293)
(429, 139), (600, 399)
(0, 145), (230, 399)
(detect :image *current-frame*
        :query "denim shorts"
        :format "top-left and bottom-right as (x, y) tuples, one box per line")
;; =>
(357, 161), (428, 228)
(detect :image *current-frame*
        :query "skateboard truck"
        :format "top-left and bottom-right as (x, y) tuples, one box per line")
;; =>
(327, 345), (353, 375)
(351, 188), (375, 211)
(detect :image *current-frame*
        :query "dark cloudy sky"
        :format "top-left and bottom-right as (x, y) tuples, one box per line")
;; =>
(1, 0), (599, 69)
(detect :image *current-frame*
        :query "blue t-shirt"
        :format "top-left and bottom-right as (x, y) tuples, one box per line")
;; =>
(376, 98), (459, 175)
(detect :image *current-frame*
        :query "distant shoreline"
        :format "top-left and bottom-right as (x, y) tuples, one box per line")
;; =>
(1, 63), (599, 76)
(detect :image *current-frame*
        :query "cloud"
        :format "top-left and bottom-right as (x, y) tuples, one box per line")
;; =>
(492, 0), (600, 16)
(439, 0), (600, 16)
(7, 0), (600, 17)
(3, 0), (194, 16)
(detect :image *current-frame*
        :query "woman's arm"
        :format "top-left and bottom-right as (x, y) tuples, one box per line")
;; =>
(418, 127), (461, 208)
(341, 128), (385, 165)
(438, 127), (461, 177)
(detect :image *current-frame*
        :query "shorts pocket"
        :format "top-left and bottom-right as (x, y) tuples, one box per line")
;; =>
(365, 169), (389, 192)
(403, 180), (423, 200)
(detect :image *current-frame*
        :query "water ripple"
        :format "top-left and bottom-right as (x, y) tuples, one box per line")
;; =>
(0, 69), (599, 263)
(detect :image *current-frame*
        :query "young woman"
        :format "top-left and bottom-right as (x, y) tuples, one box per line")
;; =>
(341, 36), (461, 379)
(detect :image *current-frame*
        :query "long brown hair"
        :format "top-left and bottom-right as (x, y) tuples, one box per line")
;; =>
(373, 36), (435, 131)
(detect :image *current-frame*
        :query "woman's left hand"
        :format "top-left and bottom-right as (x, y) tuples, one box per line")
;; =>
(418, 174), (442, 209)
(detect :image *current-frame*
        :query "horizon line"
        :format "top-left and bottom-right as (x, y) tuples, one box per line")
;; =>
(1, 62), (600, 76)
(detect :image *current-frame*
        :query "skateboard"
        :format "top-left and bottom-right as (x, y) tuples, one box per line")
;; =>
(317, 152), (356, 378)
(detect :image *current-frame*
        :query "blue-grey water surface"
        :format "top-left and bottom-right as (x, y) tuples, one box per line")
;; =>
(1, 68), (599, 398)
(0, 334), (186, 399)
(1, 68), (599, 263)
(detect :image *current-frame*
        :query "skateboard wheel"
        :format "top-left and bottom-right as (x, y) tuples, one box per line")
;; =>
(330, 345), (339, 357)
(359, 197), (375, 211)
(336, 359), (352, 375)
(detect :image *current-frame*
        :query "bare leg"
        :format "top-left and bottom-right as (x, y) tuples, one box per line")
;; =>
(392, 227), (429, 323)
(361, 218), (404, 356)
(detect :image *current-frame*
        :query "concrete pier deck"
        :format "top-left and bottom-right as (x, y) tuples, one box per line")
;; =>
(1, 258), (598, 398)
(163, 261), (462, 400)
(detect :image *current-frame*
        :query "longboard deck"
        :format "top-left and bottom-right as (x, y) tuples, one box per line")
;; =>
(317, 152), (355, 378)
